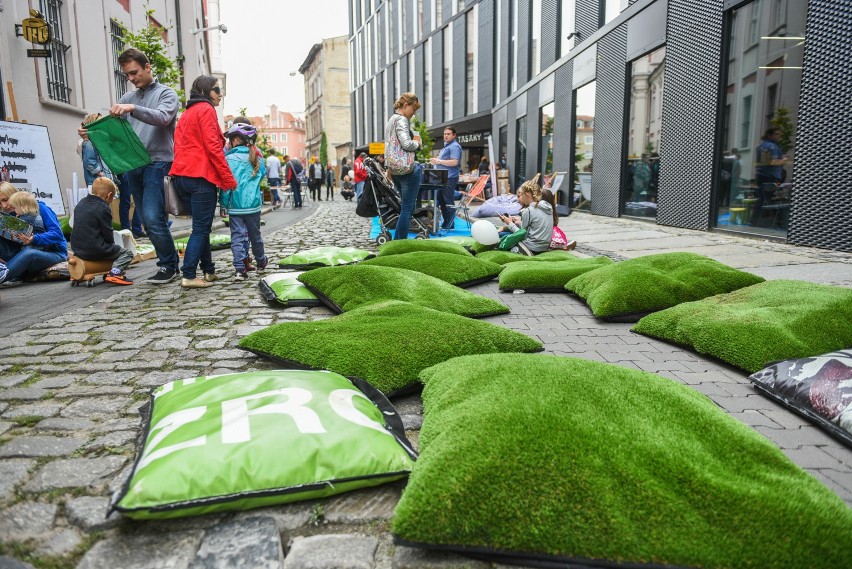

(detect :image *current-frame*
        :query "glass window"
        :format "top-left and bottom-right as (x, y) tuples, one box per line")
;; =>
(515, 116), (527, 188)
(603, 0), (624, 26)
(41, 0), (72, 104)
(715, 0), (804, 238)
(425, 37), (432, 124)
(510, 0), (518, 94)
(532, 0), (542, 77)
(466, 7), (477, 115)
(572, 81), (595, 210)
(271, 134), (277, 142)
(623, 45), (665, 219)
(110, 20), (128, 100)
(539, 102), (555, 177)
(408, 50), (415, 93)
(282, 133), (287, 142)
(560, 1), (576, 57)
(443, 26), (452, 121)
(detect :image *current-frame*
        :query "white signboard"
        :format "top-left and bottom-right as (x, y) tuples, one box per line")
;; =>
(0, 121), (64, 215)
(572, 45), (598, 89)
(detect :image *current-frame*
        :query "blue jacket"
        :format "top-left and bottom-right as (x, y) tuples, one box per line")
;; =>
(221, 146), (266, 215)
(32, 201), (68, 254)
(81, 140), (112, 187)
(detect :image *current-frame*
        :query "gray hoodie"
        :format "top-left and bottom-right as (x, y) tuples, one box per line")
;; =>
(118, 79), (179, 162)
(507, 200), (554, 252)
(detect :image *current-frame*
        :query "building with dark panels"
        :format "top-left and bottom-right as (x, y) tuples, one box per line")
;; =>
(349, 0), (851, 251)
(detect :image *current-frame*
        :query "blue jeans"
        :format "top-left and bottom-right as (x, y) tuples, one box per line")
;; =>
(354, 181), (365, 202)
(291, 180), (302, 207)
(438, 174), (459, 229)
(0, 239), (66, 282)
(393, 163), (423, 240)
(268, 178), (281, 205)
(125, 162), (178, 271)
(118, 173), (142, 235)
(173, 176), (218, 279)
(229, 213), (266, 271)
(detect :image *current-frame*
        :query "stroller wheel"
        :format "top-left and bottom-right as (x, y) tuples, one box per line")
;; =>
(376, 232), (391, 245)
(415, 232), (428, 240)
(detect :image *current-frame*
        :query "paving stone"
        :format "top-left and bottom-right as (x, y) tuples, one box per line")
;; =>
(189, 517), (284, 569)
(76, 530), (204, 569)
(65, 496), (123, 532)
(232, 502), (315, 531)
(195, 338), (228, 349)
(0, 556), (35, 569)
(55, 386), (134, 398)
(0, 402), (7, 414)
(25, 456), (126, 492)
(46, 343), (88, 356)
(0, 459), (35, 500)
(0, 374), (31, 388)
(0, 435), (86, 458)
(35, 527), (84, 557)
(0, 422), (12, 436)
(137, 370), (196, 388)
(323, 484), (402, 524)
(153, 336), (192, 351)
(392, 545), (490, 568)
(85, 430), (136, 451)
(35, 417), (96, 431)
(283, 535), (377, 569)
(2, 402), (63, 420)
(30, 333), (90, 344)
(0, 502), (57, 541)
(0, 388), (46, 401)
(83, 371), (140, 386)
(30, 376), (75, 389)
(59, 397), (132, 419)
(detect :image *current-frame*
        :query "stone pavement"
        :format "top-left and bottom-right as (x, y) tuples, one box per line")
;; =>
(0, 202), (849, 569)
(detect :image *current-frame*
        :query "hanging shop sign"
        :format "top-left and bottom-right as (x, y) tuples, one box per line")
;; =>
(456, 131), (491, 147)
(16, 11), (51, 45)
(368, 142), (385, 155)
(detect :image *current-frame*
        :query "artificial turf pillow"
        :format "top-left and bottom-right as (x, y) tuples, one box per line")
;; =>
(633, 280), (852, 373)
(298, 264), (509, 318)
(434, 235), (479, 251)
(498, 257), (613, 292)
(469, 241), (497, 255)
(565, 252), (765, 322)
(477, 249), (578, 265)
(376, 239), (472, 257)
(240, 301), (542, 396)
(361, 251), (502, 288)
(394, 353), (852, 568)
(173, 234), (231, 253)
(258, 272), (321, 307)
(111, 370), (416, 520)
(749, 350), (852, 447)
(277, 246), (375, 270)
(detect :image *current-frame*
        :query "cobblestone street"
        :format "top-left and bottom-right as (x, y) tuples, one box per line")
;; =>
(1, 200), (850, 568)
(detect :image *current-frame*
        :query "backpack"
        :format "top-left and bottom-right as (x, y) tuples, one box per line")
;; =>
(355, 179), (379, 218)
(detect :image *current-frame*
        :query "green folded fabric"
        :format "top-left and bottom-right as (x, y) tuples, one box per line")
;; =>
(633, 280), (852, 373)
(393, 353), (852, 567)
(565, 252), (765, 321)
(362, 251), (502, 287)
(499, 257), (613, 291)
(298, 264), (509, 318)
(85, 115), (151, 174)
(258, 272), (321, 307)
(240, 301), (542, 395)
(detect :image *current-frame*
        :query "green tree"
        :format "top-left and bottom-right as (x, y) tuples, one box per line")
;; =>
(319, 131), (328, 166)
(237, 107), (248, 118)
(770, 107), (794, 153)
(410, 116), (434, 162)
(256, 134), (272, 157)
(119, 3), (184, 102)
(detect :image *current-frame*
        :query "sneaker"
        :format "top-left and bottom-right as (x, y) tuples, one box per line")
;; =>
(202, 273), (219, 282)
(257, 257), (269, 272)
(244, 257), (257, 272)
(234, 270), (248, 281)
(180, 277), (211, 289)
(0, 279), (21, 288)
(565, 240), (578, 251)
(147, 267), (178, 284)
(132, 231), (148, 239)
(105, 270), (133, 285)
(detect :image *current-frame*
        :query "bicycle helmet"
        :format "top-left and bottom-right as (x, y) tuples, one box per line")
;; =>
(226, 124), (258, 145)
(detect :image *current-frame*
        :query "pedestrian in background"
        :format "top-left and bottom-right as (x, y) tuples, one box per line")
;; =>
(309, 157), (324, 201)
(266, 150), (283, 209)
(429, 126), (462, 230)
(353, 152), (368, 202)
(325, 164), (336, 201)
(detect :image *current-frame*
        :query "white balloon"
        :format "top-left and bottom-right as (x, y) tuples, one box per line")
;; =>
(471, 220), (500, 245)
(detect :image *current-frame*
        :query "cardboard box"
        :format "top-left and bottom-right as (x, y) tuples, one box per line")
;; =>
(109, 197), (135, 227)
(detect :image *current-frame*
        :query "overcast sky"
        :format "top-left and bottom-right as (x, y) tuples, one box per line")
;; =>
(219, 0), (350, 118)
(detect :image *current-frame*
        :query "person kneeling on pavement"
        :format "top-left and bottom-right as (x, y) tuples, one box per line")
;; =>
(70, 178), (134, 285)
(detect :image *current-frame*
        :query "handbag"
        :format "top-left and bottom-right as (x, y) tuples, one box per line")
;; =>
(163, 176), (189, 216)
(386, 115), (415, 176)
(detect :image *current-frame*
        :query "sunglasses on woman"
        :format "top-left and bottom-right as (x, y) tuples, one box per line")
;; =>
(212, 86), (221, 95)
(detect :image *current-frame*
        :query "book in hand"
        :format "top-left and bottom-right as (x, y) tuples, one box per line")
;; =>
(0, 212), (34, 244)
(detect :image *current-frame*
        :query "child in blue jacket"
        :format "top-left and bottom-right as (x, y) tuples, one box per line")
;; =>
(222, 124), (268, 280)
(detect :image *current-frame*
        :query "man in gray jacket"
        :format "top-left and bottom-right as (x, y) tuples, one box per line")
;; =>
(108, 48), (180, 283)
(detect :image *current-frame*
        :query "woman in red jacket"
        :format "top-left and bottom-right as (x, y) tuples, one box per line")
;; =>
(170, 75), (237, 289)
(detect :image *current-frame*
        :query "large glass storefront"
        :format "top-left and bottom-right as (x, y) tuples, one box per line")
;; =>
(715, 0), (805, 238)
(623, 45), (665, 219)
(572, 81), (595, 211)
(540, 102), (555, 179)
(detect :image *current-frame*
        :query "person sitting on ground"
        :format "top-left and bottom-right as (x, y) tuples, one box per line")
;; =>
(497, 174), (555, 254)
(0, 182), (68, 286)
(340, 175), (355, 201)
(70, 178), (134, 285)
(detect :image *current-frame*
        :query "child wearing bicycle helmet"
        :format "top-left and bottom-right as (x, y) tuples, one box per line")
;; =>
(223, 124), (268, 280)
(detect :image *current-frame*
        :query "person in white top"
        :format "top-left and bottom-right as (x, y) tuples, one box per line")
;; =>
(265, 151), (283, 209)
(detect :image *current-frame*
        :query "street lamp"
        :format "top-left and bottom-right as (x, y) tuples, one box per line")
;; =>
(191, 24), (228, 34)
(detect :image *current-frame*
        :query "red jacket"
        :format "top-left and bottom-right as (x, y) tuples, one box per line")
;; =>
(353, 156), (367, 183)
(170, 99), (237, 190)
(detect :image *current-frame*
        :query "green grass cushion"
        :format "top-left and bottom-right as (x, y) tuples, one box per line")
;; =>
(361, 251), (502, 288)
(277, 246), (375, 269)
(498, 257), (613, 292)
(469, 241), (497, 255)
(258, 272), (321, 307)
(298, 264), (509, 318)
(434, 235), (478, 248)
(477, 249), (579, 265)
(394, 353), (852, 567)
(376, 239), (472, 257)
(240, 301), (542, 395)
(565, 252), (765, 321)
(633, 280), (852, 373)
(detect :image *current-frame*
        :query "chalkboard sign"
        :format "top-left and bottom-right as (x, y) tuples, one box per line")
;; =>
(0, 120), (64, 215)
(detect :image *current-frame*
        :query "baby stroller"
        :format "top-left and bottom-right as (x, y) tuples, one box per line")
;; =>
(359, 157), (434, 244)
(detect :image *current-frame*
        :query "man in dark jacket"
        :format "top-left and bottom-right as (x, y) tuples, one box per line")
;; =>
(70, 178), (134, 285)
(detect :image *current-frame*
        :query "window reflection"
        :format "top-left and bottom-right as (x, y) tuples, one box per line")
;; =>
(623, 45), (665, 219)
(516, 116), (527, 188)
(715, 0), (804, 237)
(540, 102), (555, 177)
(572, 81), (595, 210)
